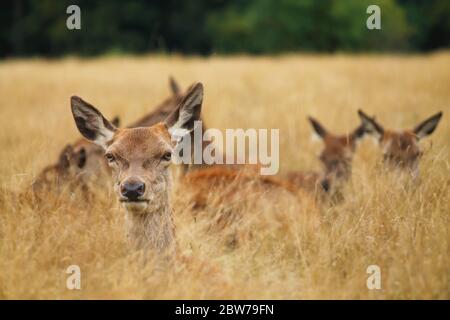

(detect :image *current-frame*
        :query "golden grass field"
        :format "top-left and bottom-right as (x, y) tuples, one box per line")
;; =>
(0, 53), (449, 299)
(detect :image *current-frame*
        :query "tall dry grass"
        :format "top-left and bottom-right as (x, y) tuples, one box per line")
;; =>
(0, 53), (448, 299)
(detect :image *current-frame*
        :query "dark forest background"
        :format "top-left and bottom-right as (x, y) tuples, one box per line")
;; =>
(1, 0), (449, 57)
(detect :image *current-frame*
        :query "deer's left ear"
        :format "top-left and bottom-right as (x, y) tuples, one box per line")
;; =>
(165, 82), (203, 141)
(413, 112), (442, 140)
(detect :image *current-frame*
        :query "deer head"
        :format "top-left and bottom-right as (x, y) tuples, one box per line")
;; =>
(70, 83), (203, 214)
(308, 116), (366, 192)
(358, 109), (442, 177)
(32, 117), (120, 193)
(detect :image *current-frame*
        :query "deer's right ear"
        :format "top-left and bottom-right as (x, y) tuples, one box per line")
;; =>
(308, 117), (327, 139)
(165, 82), (203, 141)
(358, 109), (384, 141)
(71, 96), (117, 149)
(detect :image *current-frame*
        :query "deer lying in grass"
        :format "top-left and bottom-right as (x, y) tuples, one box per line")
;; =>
(69, 82), (302, 252)
(70, 83), (204, 254)
(31, 117), (120, 194)
(179, 164), (308, 246)
(32, 77), (186, 194)
(286, 116), (366, 198)
(358, 109), (443, 179)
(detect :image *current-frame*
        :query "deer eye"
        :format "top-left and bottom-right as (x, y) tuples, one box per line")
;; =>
(162, 152), (172, 162)
(105, 153), (115, 163)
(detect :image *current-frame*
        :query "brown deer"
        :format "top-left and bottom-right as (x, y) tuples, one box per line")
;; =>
(358, 109), (443, 178)
(286, 116), (366, 197)
(70, 83), (204, 253)
(32, 77), (185, 194)
(31, 117), (120, 194)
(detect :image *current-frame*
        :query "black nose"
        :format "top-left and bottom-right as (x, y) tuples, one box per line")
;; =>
(320, 179), (330, 192)
(121, 181), (145, 201)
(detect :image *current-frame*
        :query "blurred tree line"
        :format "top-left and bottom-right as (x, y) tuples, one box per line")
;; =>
(1, 0), (449, 57)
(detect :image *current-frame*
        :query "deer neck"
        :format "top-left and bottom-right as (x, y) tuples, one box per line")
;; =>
(123, 189), (176, 254)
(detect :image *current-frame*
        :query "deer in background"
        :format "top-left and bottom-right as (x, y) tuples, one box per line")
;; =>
(358, 109), (443, 179)
(286, 116), (366, 198)
(32, 77), (186, 194)
(31, 117), (119, 194)
(70, 83), (204, 253)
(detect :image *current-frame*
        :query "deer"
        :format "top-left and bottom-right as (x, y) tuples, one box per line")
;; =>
(69, 81), (305, 252)
(286, 116), (366, 198)
(358, 109), (443, 179)
(70, 82), (204, 254)
(31, 117), (120, 196)
(31, 76), (187, 195)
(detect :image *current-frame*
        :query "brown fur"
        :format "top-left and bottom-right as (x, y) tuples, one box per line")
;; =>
(381, 130), (422, 170)
(358, 109), (443, 177)
(183, 165), (298, 209)
(286, 116), (365, 197)
(286, 171), (322, 194)
(179, 164), (317, 247)
(31, 139), (102, 195)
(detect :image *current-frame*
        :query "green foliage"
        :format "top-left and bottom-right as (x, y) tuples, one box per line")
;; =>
(209, 0), (411, 53)
(329, 0), (411, 51)
(0, 0), (448, 57)
(399, 0), (450, 51)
